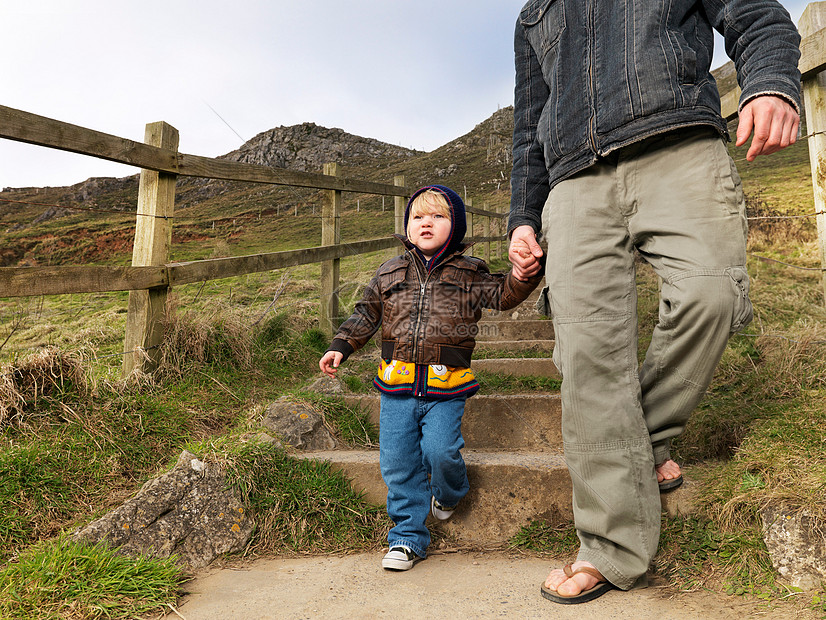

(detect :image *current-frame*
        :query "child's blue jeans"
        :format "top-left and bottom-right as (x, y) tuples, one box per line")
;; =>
(379, 392), (469, 558)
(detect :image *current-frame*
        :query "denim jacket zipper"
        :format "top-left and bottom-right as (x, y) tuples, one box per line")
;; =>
(586, 0), (599, 155)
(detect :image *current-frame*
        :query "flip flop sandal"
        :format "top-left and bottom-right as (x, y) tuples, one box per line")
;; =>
(540, 564), (615, 604)
(658, 474), (684, 492)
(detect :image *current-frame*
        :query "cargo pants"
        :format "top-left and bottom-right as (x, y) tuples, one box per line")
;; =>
(541, 128), (753, 590)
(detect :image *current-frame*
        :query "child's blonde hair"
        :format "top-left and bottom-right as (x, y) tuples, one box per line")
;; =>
(407, 189), (452, 237)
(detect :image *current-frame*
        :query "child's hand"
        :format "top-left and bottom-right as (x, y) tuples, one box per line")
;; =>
(509, 226), (543, 281)
(511, 238), (534, 260)
(319, 351), (344, 378)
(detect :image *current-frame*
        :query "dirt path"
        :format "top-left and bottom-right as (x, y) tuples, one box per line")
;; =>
(165, 550), (816, 619)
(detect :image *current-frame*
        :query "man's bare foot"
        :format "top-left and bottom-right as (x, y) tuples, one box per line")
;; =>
(544, 561), (603, 597)
(655, 459), (681, 483)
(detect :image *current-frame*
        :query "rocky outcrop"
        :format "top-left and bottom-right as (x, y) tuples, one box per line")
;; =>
(73, 450), (253, 569)
(223, 123), (418, 172)
(761, 504), (826, 591)
(65, 176), (137, 206)
(305, 375), (346, 395)
(261, 396), (337, 450)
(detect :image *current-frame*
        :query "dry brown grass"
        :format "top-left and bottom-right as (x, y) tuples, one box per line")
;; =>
(746, 194), (817, 249)
(156, 298), (255, 379)
(0, 346), (86, 427)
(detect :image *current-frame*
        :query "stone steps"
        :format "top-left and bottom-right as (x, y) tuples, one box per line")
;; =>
(476, 319), (554, 341)
(303, 292), (575, 547)
(339, 393), (562, 451)
(300, 446), (696, 545)
(298, 449), (573, 545)
(303, 285), (702, 548)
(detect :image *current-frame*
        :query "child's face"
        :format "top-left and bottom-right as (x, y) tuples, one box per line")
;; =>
(408, 206), (452, 259)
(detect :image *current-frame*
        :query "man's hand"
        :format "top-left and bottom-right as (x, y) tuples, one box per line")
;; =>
(509, 225), (544, 280)
(736, 95), (800, 161)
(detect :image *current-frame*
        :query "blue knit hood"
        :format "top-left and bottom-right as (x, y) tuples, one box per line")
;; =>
(403, 185), (467, 269)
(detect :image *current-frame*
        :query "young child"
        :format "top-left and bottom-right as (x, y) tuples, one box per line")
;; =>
(319, 185), (543, 570)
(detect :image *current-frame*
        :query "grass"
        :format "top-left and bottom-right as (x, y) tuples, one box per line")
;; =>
(509, 519), (578, 556)
(0, 535), (182, 620)
(0, 306), (390, 614)
(208, 439), (389, 555)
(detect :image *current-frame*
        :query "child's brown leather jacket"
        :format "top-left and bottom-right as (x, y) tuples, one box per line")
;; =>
(328, 236), (544, 367)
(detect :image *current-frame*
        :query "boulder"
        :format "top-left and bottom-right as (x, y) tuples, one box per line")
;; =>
(261, 396), (337, 450)
(761, 504), (826, 591)
(305, 375), (346, 394)
(73, 450), (253, 569)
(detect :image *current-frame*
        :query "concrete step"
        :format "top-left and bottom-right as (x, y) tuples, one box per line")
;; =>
(481, 292), (544, 320)
(299, 449), (573, 545)
(475, 339), (555, 355)
(472, 357), (559, 378)
(476, 319), (554, 341)
(340, 393), (562, 451)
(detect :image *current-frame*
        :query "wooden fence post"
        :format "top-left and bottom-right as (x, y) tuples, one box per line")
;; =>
(498, 203), (504, 259)
(122, 122), (178, 377)
(320, 162), (342, 336)
(466, 198), (474, 257)
(483, 203), (491, 263)
(394, 175), (406, 235)
(800, 4), (826, 305)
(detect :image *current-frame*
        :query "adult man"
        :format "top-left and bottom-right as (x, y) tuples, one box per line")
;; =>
(507, 0), (801, 604)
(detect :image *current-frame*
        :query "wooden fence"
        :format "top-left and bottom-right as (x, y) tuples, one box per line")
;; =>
(2, 2), (826, 376)
(0, 110), (505, 376)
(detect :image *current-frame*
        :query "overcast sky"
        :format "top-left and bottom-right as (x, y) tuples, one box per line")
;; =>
(0, 0), (811, 190)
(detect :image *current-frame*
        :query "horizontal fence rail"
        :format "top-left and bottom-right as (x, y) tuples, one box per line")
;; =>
(0, 265), (168, 297)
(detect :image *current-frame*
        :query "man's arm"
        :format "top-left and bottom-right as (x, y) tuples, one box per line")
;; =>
(509, 16), (551, 237)
(702, 0), (801, 141)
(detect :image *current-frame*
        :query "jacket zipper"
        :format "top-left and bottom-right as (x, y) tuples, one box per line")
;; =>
(586, 0), (599, 154)
(410, 252), (433, 397)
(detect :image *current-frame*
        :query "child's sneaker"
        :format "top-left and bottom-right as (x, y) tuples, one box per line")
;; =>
(381, 546), (421, 571)
(431, 496), (457, 521)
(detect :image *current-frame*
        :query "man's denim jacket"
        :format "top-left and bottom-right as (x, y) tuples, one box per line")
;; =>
(509, 0), (802, 235)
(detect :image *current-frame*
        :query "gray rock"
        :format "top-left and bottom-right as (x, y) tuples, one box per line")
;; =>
(261, 396), (337, 450)
(306, 375), (346, 394)
(761, 504), (826, 591)
(223, 123), (417, 172)
(73, 450), (253, 569)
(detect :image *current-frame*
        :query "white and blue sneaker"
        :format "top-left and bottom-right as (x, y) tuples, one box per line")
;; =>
(431, 496), (457, 521)
(382, 545), (421, 571)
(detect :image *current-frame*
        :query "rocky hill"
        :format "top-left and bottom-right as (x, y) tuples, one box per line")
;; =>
(223, 123), (419, 172)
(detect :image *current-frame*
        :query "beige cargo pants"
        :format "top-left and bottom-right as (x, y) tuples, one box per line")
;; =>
(542, 128), (752, 590)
